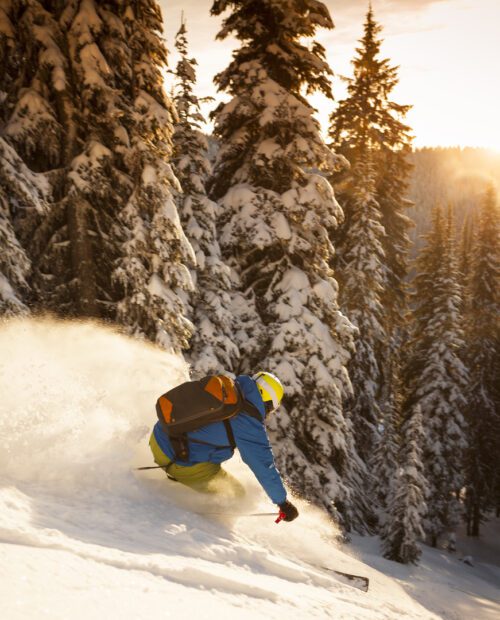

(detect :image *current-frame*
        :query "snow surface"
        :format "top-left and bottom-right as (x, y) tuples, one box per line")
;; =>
(0, 318), (498, 620)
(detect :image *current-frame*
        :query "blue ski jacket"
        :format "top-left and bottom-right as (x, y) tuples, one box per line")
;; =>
(152, 374), (287, 505)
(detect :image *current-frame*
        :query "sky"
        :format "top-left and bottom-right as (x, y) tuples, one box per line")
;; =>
(159, 0), (500, 150)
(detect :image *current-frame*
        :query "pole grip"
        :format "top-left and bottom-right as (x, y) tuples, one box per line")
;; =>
(275, 511), (286, 524)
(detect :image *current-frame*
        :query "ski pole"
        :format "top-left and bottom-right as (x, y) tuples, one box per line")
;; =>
(136, 465), (170, 470)
(196, 511), (279, 517)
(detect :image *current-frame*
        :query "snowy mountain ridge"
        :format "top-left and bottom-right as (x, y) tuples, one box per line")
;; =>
(0, 319), (498, 619)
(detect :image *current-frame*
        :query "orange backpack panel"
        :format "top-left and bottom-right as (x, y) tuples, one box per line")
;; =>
(156, 375), (242, 436)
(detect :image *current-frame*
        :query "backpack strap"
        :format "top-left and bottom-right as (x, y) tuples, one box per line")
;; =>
(170, 435), (189, 462)
(188, 435), (233, 450)
(233, 380), (264, 424)
(224, 419), (236, 449)
(241, 400), (264, 424)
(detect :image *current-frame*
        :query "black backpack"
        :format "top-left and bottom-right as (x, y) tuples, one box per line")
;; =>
(156, 375), (261, 461)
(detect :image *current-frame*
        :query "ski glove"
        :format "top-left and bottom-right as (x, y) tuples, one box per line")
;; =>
(279, 500), (299, 522)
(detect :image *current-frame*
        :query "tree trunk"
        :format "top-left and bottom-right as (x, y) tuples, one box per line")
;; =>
(55, 22), (98, 316)
(471, 502), (480, 537)
(67, 196), (98, 316)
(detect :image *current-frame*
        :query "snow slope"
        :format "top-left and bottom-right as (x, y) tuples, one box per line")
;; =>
(0, 318), (498, 619)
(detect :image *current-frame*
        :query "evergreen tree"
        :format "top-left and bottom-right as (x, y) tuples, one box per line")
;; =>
(0, 0), (192, 350)
(209, 0), (371, 531)
(372, 361), (401, 509)
(381, 405), (427, 564)
(328, 6), (413, 441)
(403, 205), (468, 547)
(0, 8), (32, 315)
(328, 7), (413, 325)
(458, 211), (476, 324)
(0, 138), (46, 315)
(377, 151), (413, 348)
(336, 150), (386, 463)
(459, 212), (475, 283)
(171, 17), (242, 375)
(463, 185), (500, 535)
(111, 0), (194, 350)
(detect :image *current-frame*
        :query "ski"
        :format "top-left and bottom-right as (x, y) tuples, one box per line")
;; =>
(298, 559), (369, 592)
(319, 566), (369, 592)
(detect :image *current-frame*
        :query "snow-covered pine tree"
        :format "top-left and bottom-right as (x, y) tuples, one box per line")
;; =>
(329, 6), (413, 323)
(171, 17), (242, 375)
(111, 1), (194, 350)
(0, 138), (46, 315)
(0, 1), (70, 310)
(209, 0), (371, 531)
(372, 361), (401, 509)
(463, 185), (500, 535)
(402, 205), (468, 547)
(1, 0), (110, 315)
(0, 0), (192, 349)
(334, 150), (386, 464)
(328, 6), (413, 434)
(0, 8), (48, 315)
(458, 212), (475, 319)
(459, 213), (475, 282)
(381, 405), (427, 564)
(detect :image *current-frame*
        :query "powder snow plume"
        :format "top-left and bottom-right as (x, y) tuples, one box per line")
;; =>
(2, 318), (491, 620)
(0, 317), (187, 490)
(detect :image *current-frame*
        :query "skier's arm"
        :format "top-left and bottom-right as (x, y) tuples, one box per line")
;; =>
(231, 415), (287, 505)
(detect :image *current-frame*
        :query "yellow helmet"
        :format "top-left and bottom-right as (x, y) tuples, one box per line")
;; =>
(252, 371), (284, 413)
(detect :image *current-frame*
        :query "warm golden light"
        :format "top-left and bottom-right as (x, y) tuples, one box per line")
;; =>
(162, 0), (500, 151)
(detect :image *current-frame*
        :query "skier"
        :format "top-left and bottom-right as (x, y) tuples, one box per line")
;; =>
(149, 371), (299, 522)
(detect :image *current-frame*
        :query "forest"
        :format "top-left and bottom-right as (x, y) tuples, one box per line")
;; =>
(0, 0), (499, 567)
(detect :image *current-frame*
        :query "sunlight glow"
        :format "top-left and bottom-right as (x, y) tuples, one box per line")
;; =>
(161, 0), (500, 151)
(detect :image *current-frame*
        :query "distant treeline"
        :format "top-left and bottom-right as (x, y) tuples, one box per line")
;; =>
(408, 147), (500, 252)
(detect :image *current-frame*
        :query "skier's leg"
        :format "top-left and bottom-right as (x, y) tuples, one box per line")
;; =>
(149, 432), (243, 495)
(169, 462), (245, 497)
(149, 432), (171, 469)
(205, 467), (246, 498)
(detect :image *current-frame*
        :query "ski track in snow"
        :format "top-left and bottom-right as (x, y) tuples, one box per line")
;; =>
(0, 318), (498, 620)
